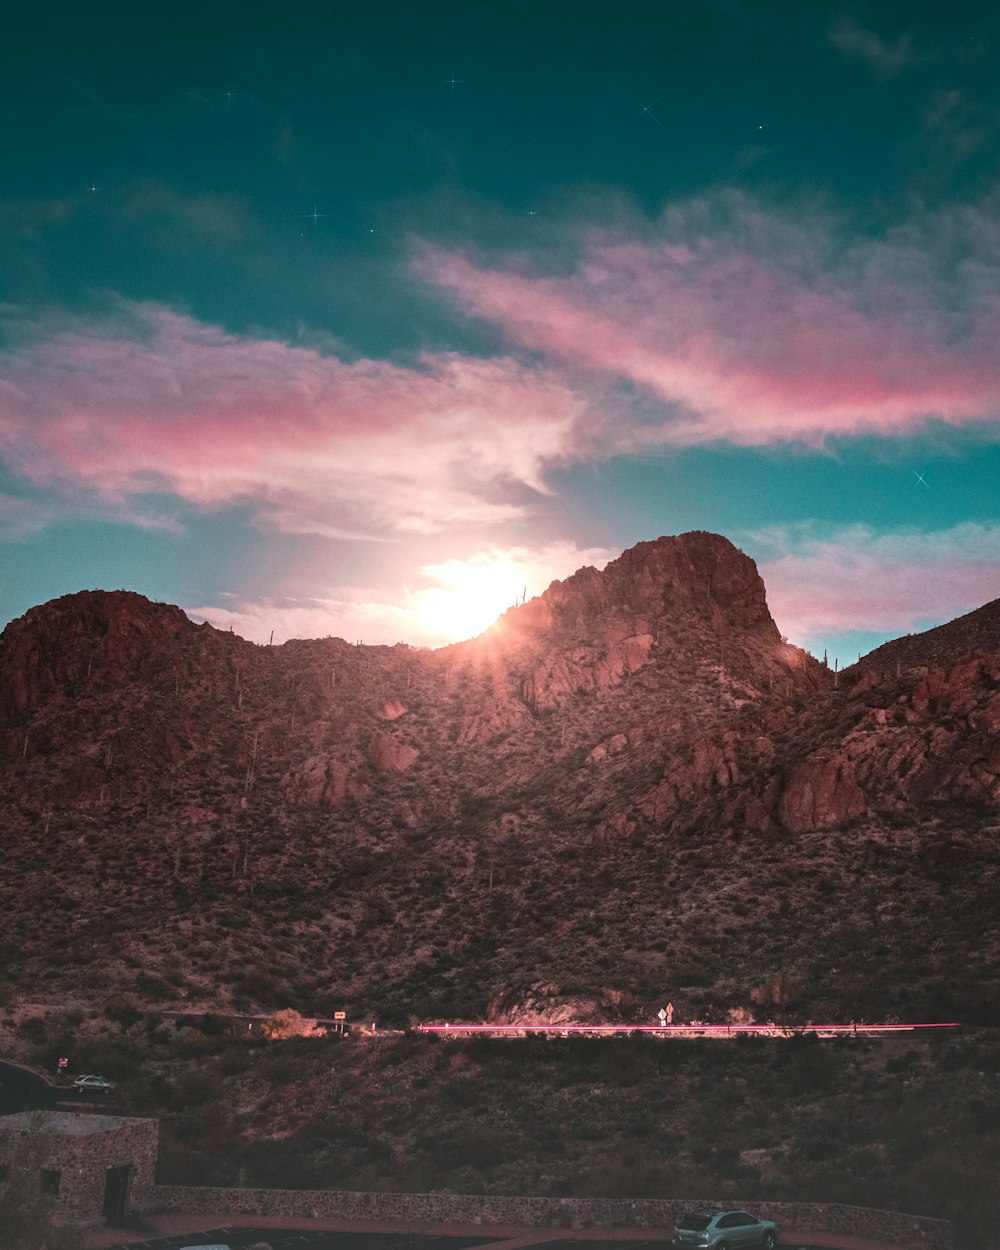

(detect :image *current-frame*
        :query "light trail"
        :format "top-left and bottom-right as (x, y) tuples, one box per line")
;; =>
(418, 1022), (959, 1037)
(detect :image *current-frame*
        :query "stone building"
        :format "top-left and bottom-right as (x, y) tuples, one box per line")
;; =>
(0, 1111), (157, 1226)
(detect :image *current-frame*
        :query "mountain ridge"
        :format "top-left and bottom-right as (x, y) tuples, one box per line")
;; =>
(0, 530), (998, 1030)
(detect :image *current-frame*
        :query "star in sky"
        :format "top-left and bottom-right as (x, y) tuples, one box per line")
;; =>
(444, 69), (464, 98)
(633, 99), (665, 128)
(913, 471), (931, 489)
(302, 203), (328, 228)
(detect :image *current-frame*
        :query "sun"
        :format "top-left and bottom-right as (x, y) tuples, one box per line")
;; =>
(415, 553), (527, 644)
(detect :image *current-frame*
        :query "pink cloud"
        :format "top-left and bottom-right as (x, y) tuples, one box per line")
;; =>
(0, 302), (584, 536)
(415, 196), (1000, 447)
(754, 523), (1000, 644)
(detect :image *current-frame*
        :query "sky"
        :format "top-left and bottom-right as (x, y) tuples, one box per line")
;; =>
(1, 0), (999, 665)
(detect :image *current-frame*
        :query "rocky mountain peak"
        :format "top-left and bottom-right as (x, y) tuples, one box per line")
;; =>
(500, 531), (780, 646)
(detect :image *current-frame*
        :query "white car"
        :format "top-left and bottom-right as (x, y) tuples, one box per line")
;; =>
(71, 1074), (116, 1094)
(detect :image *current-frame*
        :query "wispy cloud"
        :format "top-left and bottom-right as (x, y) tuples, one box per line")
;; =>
(120, 182), (257, 243)
(189, 539), (619, 645)
(0, 300), (585, 538)
(416, 192), (1000, 448)
(0, 493), (55, 540)
(829, 20), (918, 75)
(751, 522), (1000, 643)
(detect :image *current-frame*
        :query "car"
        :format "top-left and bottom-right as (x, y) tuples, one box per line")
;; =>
(674, 1209), (778, 1250)
(71, 1074), (116, 1094)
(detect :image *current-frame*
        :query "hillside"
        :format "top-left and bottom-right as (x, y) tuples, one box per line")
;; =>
(2, 531), (1000, 1241)
(1, 530), (997, 1028)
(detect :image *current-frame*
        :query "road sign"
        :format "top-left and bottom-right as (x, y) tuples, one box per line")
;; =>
(657, 1008), (667, 1024)
(333, 1011), (346, 1020)
(57, 1058), (68, 1069)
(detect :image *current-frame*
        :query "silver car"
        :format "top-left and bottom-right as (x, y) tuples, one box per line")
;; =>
(674, 1210), (778, 1250)
(71, 1074), (116, 1094)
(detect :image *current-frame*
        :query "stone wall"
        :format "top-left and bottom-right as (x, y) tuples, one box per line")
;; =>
(153, 1186), (952, 1249)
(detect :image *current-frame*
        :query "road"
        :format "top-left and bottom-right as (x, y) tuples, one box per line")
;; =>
(94, 1230), (843, 1250)
(0, 1058), (55, 1113)
(99, 1230), (502, 1249)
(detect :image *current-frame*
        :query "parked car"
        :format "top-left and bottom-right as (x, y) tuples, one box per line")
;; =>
(71, 1074), (116, 1094)
(674, 1210), (778, 1250)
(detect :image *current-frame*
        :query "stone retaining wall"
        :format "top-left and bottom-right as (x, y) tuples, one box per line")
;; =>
(153, 1187), (952, 1249)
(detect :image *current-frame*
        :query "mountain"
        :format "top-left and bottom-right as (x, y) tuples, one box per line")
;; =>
(1, 531), (998, 1028)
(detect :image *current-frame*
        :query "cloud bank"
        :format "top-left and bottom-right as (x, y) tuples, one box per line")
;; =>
(417, 192), (1000, 448)
(0, 301), (583, 538)
(5, 191), (1000, 550)
(3, 190), (1000, 654)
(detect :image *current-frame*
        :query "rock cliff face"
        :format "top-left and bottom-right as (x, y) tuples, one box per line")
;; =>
(1, 533), (998, 1024)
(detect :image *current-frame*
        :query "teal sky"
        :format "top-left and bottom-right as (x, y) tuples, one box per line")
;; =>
(1, 1), (999, 660)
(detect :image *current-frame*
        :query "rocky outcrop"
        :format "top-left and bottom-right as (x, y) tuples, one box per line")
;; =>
(649, 730), (746, 822)
(369, 733), (419, 773)
(0, 589), (212, 718)
(519, 631), (655, 711)
(777, 755), (867, 833)
(485, 981), (608, 1026)
(506, 531), (781, 644)
(457, 696), (532, 744)
(283, 756), (352, 806)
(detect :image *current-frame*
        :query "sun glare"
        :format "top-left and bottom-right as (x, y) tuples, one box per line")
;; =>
(416, 553), (527, 644)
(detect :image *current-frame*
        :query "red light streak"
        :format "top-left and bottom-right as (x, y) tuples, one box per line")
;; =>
(417, 1022), (959, 1035)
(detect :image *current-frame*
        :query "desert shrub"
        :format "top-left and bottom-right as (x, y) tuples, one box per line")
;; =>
(169, 1028), (226, 1061)
(252, 1137), (346, 1190)
(801, 1133), (838, 1161)
(261, 1008), (318, 1040)
(104, 992), (141, 1024)
(673, 961), (714, 987)
(169, 1071), (217, 1110)
(17, 1016), (47, 1042)
(235, 967), (283, 1005)
(216, 1043), (253, 1076)
(133, 971), (173, 998)
(0, 980), (18, 1007)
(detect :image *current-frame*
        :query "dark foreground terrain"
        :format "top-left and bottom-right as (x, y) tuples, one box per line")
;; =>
(4, 1015), (999, 1245)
